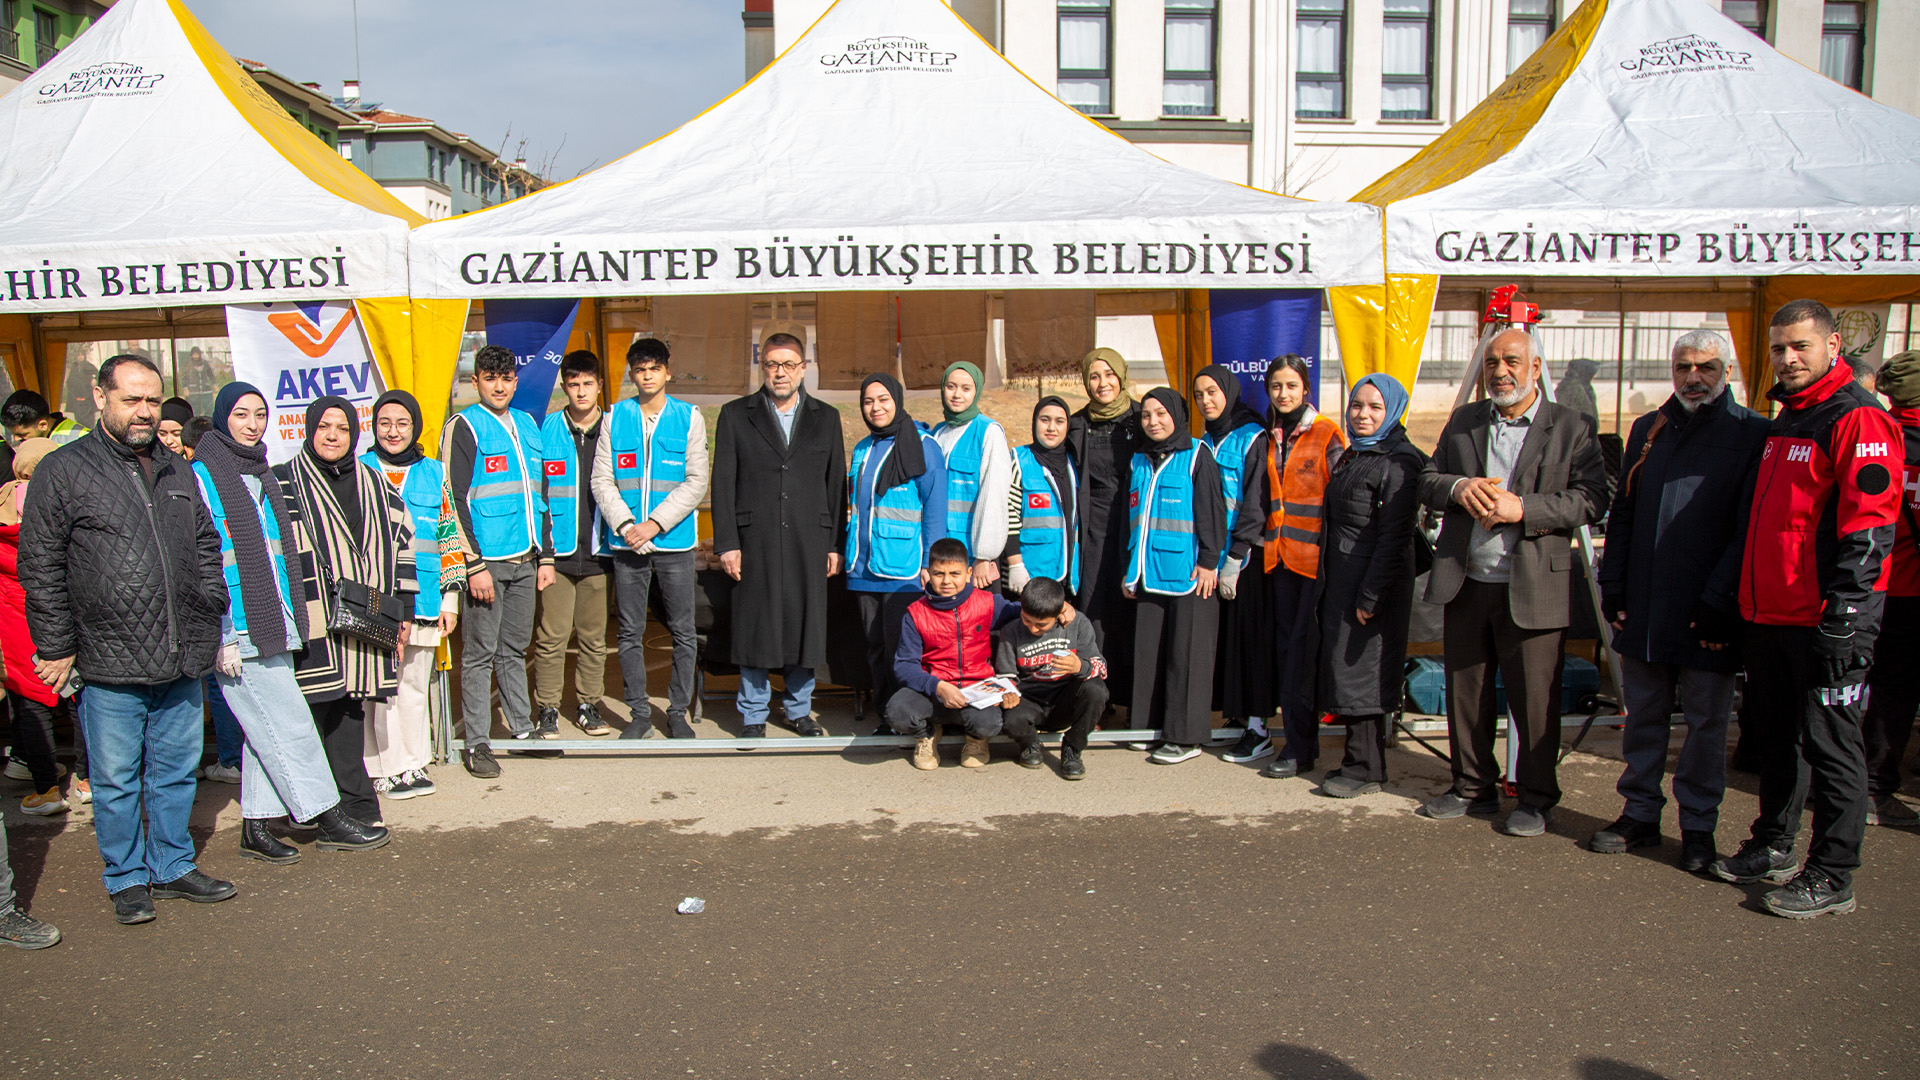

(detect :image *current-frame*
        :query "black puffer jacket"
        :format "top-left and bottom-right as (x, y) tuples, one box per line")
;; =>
(20, 426), (225, 686)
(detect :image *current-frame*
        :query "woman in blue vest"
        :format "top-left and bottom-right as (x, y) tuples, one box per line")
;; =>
(1005, 396), (1078, 596)
(361, 390), (467, 799)
(847, 373), (947, 723)
(932, 361), (1013, 588)
(193, 383), (388, 863)
(1192, 364), (1279, 765)
(1123, 387), (1227, 766)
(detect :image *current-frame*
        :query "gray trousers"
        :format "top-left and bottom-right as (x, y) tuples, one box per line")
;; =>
(885, 687), (1004, 738)
(1616, 656), (1733, 833)
(613, 550), (699, 730)
(461, 558), (538, 748)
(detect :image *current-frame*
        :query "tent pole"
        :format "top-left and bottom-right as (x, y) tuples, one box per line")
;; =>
(1613, 301), (1627, 435)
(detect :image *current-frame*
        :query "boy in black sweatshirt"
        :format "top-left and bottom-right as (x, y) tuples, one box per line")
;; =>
(996, 576), (1109, 780)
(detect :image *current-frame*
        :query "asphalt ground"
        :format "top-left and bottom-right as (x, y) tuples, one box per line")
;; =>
(1, 724), (1915, 1080)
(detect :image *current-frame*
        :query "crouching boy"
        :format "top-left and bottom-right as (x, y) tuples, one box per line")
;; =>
(888, 538), (1023, 770)
(996, 576), (1108, 780)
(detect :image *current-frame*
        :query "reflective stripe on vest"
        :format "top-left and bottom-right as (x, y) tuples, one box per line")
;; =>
(607, 396), (697, 553)
(939, 416), (993, 554)
(1263, 418), (1342, 577)
(848, 433), (929, 581)
(1203, 422), (1261, 571)
(1013, 444), (1078, 593)
(1126, 446), (1201, 596)
(361, 452), (447, 618)
(460, 403), (544, 560)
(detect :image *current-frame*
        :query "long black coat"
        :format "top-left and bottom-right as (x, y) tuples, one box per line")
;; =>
(710, 389), (847, 670)
(1311, 431), (1426, 715)
(1596, 390), (1769, 672)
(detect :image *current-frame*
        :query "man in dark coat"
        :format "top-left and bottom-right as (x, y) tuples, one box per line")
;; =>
(19, 355), (234, 925)
(1590, 330), (1770, 871)
(710, 333), (847, 739)
(1415, 327), (1611, 838)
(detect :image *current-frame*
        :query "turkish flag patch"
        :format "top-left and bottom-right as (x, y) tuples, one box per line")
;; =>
(483, 455), (508, 473)
(1129, 492), (1140, 509)
(617, 453), (638, 469)
(1028, 493), (1051, 510)
(545, 461), (567, 476)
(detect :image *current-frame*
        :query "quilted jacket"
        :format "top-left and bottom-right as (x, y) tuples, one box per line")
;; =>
(19, 426), (226, 686)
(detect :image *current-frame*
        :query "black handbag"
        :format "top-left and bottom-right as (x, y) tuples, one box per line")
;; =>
(298, 480), (405, 650)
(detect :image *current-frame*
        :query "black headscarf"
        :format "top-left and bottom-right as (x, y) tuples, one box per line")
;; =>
(370, 389), (424, 467)
(161, 397), (194, 428)
(304, 397), (363, 537)
(194, 382), (307, 657)
(1264, 355), (1312, 433)
(858, 373), (925, 493)
(1195, 364), (1264, 442)
(1027, 395), (1075, 498)
(1140, 387), (1193, 456)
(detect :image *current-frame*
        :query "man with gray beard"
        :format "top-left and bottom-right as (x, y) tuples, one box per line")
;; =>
(1589, 331), (1771, 870)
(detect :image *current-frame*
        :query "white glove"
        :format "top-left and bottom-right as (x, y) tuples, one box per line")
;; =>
(217, 641), (243, 679)
(1006, 558), (1031, 595)
(1218, 556), (1245, 601)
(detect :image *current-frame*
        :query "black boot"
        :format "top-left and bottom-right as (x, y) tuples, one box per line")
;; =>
(239, 818), (302, 864)
(314, 806), (391, 852)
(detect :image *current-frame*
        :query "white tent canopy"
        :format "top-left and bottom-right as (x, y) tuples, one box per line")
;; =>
(409, 0), (1382, 298)
(1381, 0), (1920, 277)
(0, 0), (416, 313)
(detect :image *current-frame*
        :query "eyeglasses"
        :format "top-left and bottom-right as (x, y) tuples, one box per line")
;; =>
(761, 359), (806, 374)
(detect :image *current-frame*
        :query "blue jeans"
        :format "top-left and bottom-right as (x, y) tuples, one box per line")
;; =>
(205, 674), (243, 769)
(217, 653), (340, 822)
(736, 666), (814, 726)
(79, 677), (204, 894)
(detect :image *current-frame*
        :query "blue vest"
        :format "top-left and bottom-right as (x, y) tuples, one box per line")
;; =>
(1203, 421), (1262, 571)
(459, 403), (544, 560)
(192, 462), (296, 646)
(606, 396), (698, 554)
(361, 452), (449, 619)
(541, 411), (613, 558)
(1126, 446), (1203, 596)
(848, 432), (932, 581)
(938, 415), (996, 555)
(1012, 444), (1078, 593)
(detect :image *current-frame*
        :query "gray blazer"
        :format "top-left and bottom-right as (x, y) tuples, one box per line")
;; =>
(1416, 397), (1611, 630)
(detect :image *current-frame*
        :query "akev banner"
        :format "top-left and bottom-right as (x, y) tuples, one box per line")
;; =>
(407, 0), (1383, 298)
(226, 301), (385, 465)
(1382, 0), (1920, 276)
(1210, 290), (1323, 409)
(484, 299), (581, 421)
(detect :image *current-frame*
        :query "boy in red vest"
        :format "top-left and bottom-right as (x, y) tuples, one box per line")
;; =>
(888, 538), (1023, 770)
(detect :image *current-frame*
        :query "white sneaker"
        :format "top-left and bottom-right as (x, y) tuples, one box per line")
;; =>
(3, 760), (63, 782)
(1148, 743), (1202, 765)
(201, 763), (242, 784)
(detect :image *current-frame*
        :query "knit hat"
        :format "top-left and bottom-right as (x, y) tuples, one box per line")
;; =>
(1881, 350), (1920, 408)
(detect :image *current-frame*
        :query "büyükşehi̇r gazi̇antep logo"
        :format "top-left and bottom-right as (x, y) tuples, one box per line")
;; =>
(1616, 34), (1755, 78)
(818, 36), (957, 74)
(35, 61), (166, 103)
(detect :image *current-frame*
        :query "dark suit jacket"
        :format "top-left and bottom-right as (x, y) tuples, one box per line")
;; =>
(1416, 397), (1610, 630)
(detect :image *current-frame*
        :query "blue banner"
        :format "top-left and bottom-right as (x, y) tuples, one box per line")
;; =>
(1207, 289), (1324, 409)
(483, 298), (581, 421)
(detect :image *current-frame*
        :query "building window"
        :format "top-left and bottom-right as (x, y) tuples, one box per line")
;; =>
(1820, 1), (1865, 90)
(1722, 0), (1767, 38)
(1507, 0), (1553, 75)
(33, 6), (56, 67)
(1057, 1), (1111, 115)
(1381, 0), (1434, 120)
(2, 2), (18, 65)
(337, 140), (352, 161)
(1163, 0), (1216, 116)
(1295, 0), (1346, 119)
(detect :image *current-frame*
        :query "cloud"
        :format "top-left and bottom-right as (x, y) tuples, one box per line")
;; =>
(189, 0), (742, 180)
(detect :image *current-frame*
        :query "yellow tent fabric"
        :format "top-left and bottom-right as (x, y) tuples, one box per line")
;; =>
(356, 298), (472, 454)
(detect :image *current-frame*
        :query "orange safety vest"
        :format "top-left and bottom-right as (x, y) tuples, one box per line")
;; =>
(1262, 415), (1345, 576)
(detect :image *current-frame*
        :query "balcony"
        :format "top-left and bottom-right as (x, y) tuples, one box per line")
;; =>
(1, 28), (17, 63)
(35, 39), (56, 68)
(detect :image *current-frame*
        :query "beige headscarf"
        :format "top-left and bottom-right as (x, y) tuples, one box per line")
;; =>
(0, 437), (57, 526)
(1080, 347), (1132, 423)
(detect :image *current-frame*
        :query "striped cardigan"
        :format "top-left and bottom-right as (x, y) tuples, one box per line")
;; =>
(274, 453), (418, 703)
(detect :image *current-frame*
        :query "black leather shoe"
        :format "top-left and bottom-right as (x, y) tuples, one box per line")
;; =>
(1710, 838), (1798, 884)
(239, 818), (301, 864)
(1588, 814), (1660, 853)
(1679, 830), (1718, 873)
(314, 807), (391, 852)
(667, 717), (697, 739)
(1017, 740), (1046, 769)
(1260, 756), (1314, 779)
(111, 885), (155, 925)
(152, 869), (237, 904)
(737, 723), (766, 751)
(790, 715), (826, 738)
(1059, 747), (1086, 781)
(463, 745), (501, 778)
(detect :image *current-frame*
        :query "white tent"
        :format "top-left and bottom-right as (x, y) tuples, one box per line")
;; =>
(1377, 0), (1920, 278)
(0, 0), (417, 313)
(408, 0), (1383, 298)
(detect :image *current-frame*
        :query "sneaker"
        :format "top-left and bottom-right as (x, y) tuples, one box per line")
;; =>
(1123, 741), (1159, 752)
(576, 703), (612, 737)
(667, 717), (697, 739)
(371, 776), (395, 796)
(1, 759), (31, 781)
(1259, 756), (1315, 779)
(911, 735), (939, 771)
(1710, 839), (1798, 885)
(1761, 869), (1856, 919)
(1017, 741), (1046, 770)
(463, 745), (502, 779)
(1059, 746), (1086, 781)
(1866, 794), (1920, 828)
(201, 763), (242, 784)
(537, 707), (561, 739)
(1420, 791), (1501, 820)
(1148, 743), (1202, 765)
(21, 787), (68, 816)
(110, 885), (155, 925)
(0, 908), (60, 950)
(1500, 805), (1553, 837)
(1679, 830), (1718, 874)
(1221, 730), (1275, 764)
(1588, 815), (1660, 854)
(960, 735), (991, 768)
(71, 778), (90, 805)
(1318, 774), (1383, 799)
(383, 775), (417, 800)
(404, 769), (437, 797)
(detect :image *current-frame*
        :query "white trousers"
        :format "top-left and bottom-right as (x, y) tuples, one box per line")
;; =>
(365, 641), (436, 778)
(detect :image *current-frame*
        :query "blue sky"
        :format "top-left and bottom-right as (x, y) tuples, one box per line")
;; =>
(191, 0), (745, 181)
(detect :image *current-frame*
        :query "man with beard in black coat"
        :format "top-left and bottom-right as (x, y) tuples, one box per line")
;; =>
(711, 333), (847, 742)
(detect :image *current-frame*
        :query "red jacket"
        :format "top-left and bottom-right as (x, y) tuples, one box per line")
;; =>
(1888, 406), (1920, 600)
(893, 584), (1018, 697)
(1739, 360), (1903, 628)
(0, 522), (58, 707)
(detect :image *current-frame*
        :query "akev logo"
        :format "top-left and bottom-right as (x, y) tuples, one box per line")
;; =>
(1617, 34), (1754, 80)
(35, 61), (166, 103)
(819, 36), (957, 75)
